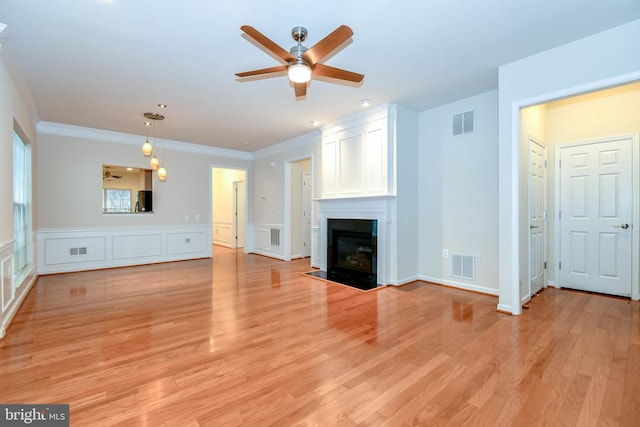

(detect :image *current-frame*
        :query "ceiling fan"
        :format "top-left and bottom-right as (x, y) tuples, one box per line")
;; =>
(236, 25), (364, 97)
(103, 169), (122, 181)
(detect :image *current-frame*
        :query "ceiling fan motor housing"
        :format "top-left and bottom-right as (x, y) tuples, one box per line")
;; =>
(291, 26), (307, 42)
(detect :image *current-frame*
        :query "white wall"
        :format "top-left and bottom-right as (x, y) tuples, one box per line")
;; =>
(418, 90), (499, 294)
(393, 105), (419, 284)
(498, 19), (640, 313)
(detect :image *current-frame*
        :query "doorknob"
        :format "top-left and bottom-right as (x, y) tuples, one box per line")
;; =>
(613, 223), (629, 229)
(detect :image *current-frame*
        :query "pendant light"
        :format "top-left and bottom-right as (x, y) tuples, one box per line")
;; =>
(143, 104), (168, 181)
(141, 120), (153, 156)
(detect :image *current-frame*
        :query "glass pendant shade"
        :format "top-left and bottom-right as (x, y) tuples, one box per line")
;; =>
(288, 63), (311, 83)
(157, 166), (167, 181)
(142, 139), (153, 156)
(150, 155), (160, 170)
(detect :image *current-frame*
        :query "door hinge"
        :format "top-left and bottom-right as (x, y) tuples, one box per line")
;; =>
(559, 261), (562, 270)
(559, 211), (561, 219)
(559, 159), (561, 168)
(544, 261), (547, 269)
(544, 160), (547, 168)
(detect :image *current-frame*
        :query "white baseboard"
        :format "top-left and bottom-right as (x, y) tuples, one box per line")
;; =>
(419, 275), (499, 296)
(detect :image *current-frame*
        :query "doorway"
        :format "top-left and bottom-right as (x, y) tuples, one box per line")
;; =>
(521, 82), (640, 304)
(287, 157), (312, 261)
(212, 167), (247, 250)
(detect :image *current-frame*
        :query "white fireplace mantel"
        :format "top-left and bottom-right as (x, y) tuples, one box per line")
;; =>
(317, 196), (396, 286)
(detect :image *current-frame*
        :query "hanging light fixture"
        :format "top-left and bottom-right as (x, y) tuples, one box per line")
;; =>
(150, 154), (160, 170)
(143, 104), (168, 181)
(141, 121), (153, 156)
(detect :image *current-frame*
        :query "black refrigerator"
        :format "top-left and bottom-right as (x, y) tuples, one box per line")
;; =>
(136, 190), (153, 212)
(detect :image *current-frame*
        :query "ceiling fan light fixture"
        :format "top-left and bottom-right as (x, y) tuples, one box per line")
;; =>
(288, 62), (311, 83)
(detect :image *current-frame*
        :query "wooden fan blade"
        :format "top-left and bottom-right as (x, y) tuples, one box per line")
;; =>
(302, 25), (353, 65)
(236, 65), (288, 78)
(241, 25), (295, 63)
(312, 63), (364, 83)
(294, 82), (307, 97)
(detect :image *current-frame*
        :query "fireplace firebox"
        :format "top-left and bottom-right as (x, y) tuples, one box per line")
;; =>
(327, 218), (378, 290)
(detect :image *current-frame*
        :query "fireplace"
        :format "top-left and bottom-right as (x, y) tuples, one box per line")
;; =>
(327, 218), (378, 290)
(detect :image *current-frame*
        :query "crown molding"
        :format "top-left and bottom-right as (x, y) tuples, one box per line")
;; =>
(36, 121), (253, 160)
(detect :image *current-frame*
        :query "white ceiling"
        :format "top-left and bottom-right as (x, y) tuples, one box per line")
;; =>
(2, 0), (639, 152)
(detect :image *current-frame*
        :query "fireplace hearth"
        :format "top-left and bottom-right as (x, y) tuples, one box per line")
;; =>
(311, 218), (378, 290)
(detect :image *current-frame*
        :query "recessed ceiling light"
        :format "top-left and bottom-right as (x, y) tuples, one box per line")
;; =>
(126, 167), (133, 171)
(243, 141), (250, 145)
(359, 99), (372, 107)
(310, 120), (320, 127)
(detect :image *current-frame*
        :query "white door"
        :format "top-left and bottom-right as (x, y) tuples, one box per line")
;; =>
(529, 138), (546, 297)
(302, 173), (312, 257)
(233, 180), (246, 248)
(559, 137), (633, 297)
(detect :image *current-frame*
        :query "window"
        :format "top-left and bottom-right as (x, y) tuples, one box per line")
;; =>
(103, 189), (132, 213)
(13, 130), (32, 277)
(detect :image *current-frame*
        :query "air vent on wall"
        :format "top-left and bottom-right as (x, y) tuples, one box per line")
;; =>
(270, 228), (281, 246)
(451, 253), (475, 280)
(453, 110), (474, 136)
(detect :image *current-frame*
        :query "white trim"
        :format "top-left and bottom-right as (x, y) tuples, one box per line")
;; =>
(37, 121), (252, 160)
(253, 131), (319, 159)
(420, 275), (499, 296)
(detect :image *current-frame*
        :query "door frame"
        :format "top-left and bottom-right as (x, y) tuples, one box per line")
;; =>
(528, 136), (547, 301)
(553, 134), (640, 300)
(284, 154), (314, 262)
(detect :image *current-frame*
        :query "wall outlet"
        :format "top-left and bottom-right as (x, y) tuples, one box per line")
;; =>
(195, 214), (201, 221)
(442, 249), (449, 258)
(184, 214), (190, 221)
(475, 254), (480, 262)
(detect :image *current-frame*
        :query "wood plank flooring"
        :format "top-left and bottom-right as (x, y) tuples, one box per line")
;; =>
(1, 247), (639, 426)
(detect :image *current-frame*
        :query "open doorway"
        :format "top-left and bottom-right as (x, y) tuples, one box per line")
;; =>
(520, 82), (640, 303)
(287, 158), (312, 261)
(212, 167), (247, 251)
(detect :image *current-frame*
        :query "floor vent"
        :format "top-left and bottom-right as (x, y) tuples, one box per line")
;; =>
(452, 253), (475, 280)
(270, 228), (280, 246)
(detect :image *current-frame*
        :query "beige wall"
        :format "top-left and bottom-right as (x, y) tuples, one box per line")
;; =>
(36, 131), (250, 229)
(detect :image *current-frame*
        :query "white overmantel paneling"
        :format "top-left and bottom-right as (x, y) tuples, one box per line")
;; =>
(317, 196), (395, 286)
(321, 104), (394, 199)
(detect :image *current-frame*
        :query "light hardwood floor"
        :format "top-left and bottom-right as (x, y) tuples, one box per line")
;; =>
(1, 247), (639, 426)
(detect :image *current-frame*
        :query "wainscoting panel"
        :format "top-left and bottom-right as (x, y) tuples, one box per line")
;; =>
(167, 231), (207, 255)
(112, 234), (162, 259)
(1, 246), (14, 313)
(212, 221), (232, 247)
(1, 239), (37, 339)
(44, 236), (106, 265)
(252, 224), (285, 260)
(37, 225), (212, 274)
